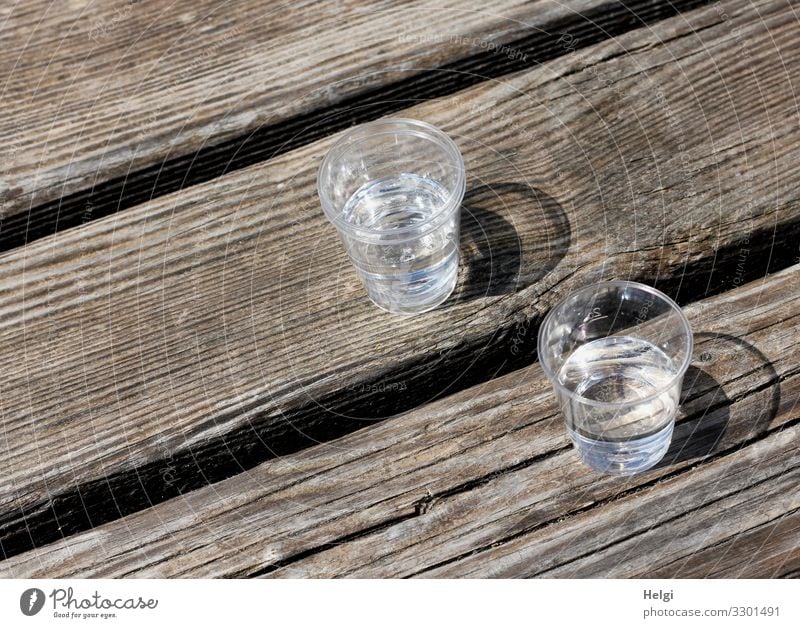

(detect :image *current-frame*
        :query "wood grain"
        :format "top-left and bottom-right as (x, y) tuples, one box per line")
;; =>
(648, 509), (800, 578)
(267, 268), (800, 578)
(1, 0), (799, 557)
(0, 0), (695, 234)
(1, 262), (796, 577)
(419, 432), (798, 578)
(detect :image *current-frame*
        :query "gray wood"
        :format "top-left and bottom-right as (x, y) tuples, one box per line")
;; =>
(0, 0), (798, 555)
(0, 0), (604, 220)
(421, 431), (799, 577)
(648, 510), (800, 578)
(269, 270), (800, 578)
(2, 264), (797, 577)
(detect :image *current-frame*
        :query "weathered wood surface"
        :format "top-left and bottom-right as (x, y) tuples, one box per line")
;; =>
(1, 264), (796, 577)
(1, 0), (798, 559)
(647, 509), (800, 578)
(421, 430), (798, 578)
(0, 0), (695, 236)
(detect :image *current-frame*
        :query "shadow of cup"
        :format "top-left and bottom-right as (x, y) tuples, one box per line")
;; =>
(447, 182), (571, 306)
(659, 332), (780, 467)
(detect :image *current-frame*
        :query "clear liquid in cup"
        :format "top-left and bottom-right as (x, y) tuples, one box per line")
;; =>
(557, 336), (679, 474)
(342, 174), (459, 314)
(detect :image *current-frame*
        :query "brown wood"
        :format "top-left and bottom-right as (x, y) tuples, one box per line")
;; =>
(1, 264), (796, 577)
(0, 0), (639, 224)
(0, 0), (798, 559)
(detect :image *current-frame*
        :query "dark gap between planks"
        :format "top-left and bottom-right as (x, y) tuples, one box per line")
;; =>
(1, 217), (797, 561)
(0, 0), (712, 252)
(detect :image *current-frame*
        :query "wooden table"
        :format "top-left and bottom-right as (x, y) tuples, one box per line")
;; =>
(0, 0), (797, 578)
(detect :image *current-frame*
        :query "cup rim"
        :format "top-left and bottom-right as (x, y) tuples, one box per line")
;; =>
(537, 280), (694, 408)
(317, 117), (466, 242)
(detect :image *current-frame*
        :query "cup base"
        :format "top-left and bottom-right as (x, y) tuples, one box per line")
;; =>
(364, 267), (459, 316)
(568, 422), (674, 476)
(358, 250), (459, 316)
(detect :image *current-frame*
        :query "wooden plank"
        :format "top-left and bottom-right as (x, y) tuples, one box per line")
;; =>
(0, 0), (697, 238)
(1, 264), (797, 577)
(648, 509), (800, 578)
(419, 433), (799, 577)
(1, 0), (799, 556)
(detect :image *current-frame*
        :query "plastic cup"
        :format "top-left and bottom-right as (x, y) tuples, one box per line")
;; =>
(318, 118), (465, 315)
(537, 281), (693, 475)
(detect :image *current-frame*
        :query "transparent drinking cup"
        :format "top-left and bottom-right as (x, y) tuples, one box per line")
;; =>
(318, 118), (465, 315)
(537, 281), (693, 475)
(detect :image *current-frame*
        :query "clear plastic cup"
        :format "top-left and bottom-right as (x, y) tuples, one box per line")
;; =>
(537, 281), (693, 475)
(318, 118), (465, 315)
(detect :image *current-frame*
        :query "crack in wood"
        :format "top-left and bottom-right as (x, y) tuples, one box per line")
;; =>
(247, 513), (417, 578)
